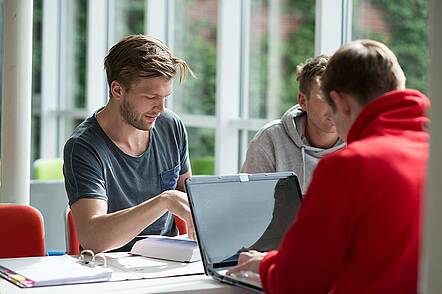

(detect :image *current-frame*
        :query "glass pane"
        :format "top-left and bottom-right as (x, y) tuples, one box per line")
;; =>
(112, 0), (144, 42)
(61, 0), (87, 110)
(32, 0), (43, 162)
(0, 0), (3, 160)
(248, 0), (315, 119)
(172, 0), (217, 116)
(187, 127), (215, 175)
(352, 0), (429, 94)
(58, 0), (88, 144)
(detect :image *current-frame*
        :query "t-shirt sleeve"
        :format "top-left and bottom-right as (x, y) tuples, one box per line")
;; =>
(63, 138), (107, 206)
(178, 118), (190, 175)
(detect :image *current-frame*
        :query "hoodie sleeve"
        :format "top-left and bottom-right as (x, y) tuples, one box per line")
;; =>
(241, 135), (276, 173)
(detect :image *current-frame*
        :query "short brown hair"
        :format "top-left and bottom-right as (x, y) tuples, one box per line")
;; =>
(296, 55), (329, 97)
(321, 39), (406, 108)
(104, 35), (194, 98)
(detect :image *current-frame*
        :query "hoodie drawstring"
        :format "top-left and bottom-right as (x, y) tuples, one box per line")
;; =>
(301, 146), (306, 194)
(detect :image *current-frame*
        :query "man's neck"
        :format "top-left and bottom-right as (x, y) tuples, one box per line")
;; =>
(96, 104), (150, 157)
(304, 122), (339, 149)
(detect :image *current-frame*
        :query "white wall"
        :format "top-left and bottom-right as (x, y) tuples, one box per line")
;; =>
(30, 181), (68, 253)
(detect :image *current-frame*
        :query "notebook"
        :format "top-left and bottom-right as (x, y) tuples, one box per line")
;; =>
(0, 252), (112, 288)
(130, 235), (201, 262)
(186, 172), (303, 293)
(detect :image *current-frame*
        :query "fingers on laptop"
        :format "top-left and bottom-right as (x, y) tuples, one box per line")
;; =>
(228, 251), (266, 275)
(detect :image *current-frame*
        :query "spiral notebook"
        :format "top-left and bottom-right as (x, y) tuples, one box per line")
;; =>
(0, 251), (112, 288)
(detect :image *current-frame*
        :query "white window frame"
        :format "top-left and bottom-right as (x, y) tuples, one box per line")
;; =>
(40, 0), (61, 158)
(40, 0), (351, 175)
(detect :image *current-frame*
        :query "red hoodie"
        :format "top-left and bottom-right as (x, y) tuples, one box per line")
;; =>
(260, 90), (430, 294)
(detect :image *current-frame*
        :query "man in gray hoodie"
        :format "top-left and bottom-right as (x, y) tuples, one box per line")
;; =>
(241, 55), (345, 193)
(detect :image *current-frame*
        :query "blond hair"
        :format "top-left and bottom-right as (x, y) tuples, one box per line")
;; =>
(296, 55), (329, 97)
(104, 35), (194, 97)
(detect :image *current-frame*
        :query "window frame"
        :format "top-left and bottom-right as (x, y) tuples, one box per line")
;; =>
(39, 0), (351, 174)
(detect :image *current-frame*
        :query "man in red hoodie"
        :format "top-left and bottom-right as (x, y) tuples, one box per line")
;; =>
(228, 39), (430, 293)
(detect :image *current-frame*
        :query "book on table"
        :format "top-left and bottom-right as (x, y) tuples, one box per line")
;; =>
(0, 253), (112, 288)
(130, 235), (201, 263)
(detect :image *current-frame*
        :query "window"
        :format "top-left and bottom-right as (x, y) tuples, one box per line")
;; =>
(59, 0), (88, 144)
(111, 0), (145, 43)
(247, 0), (315, 119)
(239, 0), (315, 166)
(171, 0), (218, 174)
(0, 0), (4, 162)
(31, 0), (340, 175)
(32, 0), (43, 161)
(352, 0), (429, 94)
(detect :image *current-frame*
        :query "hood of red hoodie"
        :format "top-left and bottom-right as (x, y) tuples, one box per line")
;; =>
(346, 89), (430, 144)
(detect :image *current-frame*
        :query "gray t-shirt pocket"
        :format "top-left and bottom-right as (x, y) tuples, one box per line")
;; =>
(160, 164), (180, 191)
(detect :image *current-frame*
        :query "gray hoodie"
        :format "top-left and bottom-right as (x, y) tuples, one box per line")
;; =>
(241, 104), (345, 194)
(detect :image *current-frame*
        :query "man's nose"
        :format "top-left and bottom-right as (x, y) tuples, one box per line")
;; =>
(155, 98), (166, 113)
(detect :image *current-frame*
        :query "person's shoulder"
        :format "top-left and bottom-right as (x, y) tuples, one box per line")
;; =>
(154, 109), (187, 143)
(254, 119), (285, 139)
(64, 116), (104, 152)
(156, 109), (184, 128)
(318, 141), (372, 173)
(68, 116), (98, 138)
(158, 109), (182, 121)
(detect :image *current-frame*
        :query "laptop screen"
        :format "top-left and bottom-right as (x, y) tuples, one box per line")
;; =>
(186, 173), (302, 268)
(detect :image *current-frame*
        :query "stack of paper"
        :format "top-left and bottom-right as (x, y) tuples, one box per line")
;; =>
(0, 255), (112, 287)
(130, 235), (201, 263)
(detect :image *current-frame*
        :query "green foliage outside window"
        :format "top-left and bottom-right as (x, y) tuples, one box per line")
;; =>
(26, 0), (429, 170)
(248, 0), (315, 118)
(353, 0), (429, 94)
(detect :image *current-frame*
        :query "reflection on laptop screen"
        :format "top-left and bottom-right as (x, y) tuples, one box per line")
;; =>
(187, 173), (302, 267)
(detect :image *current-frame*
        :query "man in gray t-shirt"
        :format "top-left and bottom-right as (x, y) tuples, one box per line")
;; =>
(63, 35), (195, 253)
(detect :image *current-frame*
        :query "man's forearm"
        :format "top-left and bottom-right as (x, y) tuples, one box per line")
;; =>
(74, 195), (168, 253)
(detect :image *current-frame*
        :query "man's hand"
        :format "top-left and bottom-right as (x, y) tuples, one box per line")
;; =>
(160, 190), (196, 240)
(227, 250), (267, 275)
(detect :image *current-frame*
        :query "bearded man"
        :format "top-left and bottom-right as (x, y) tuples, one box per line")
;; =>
(63, 35), (195, 253)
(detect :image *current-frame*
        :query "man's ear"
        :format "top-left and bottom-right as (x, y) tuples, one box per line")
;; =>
(110, 81), (124, 100)
(329, 90), (351, 115)
(298, 92), (307, 111)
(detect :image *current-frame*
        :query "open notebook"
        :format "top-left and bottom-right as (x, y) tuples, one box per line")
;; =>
(0, 254), (112, 288)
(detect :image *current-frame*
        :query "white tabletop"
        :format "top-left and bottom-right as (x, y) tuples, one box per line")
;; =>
(0, 253), (254, 293)
(0, 273), (254, 293)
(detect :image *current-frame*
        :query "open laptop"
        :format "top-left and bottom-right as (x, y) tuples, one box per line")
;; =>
(186, 172), (303, 293)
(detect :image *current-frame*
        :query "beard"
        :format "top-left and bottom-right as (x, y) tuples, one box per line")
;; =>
(119, 98), (153, 131)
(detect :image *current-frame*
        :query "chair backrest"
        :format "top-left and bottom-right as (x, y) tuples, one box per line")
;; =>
(174, 215), (187, 234)
(65, 208), (80, 255)
(0, 204), (46, 258)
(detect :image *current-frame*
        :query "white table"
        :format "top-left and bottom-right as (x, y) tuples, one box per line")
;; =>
(0, 274), (254, 293)
(0, 253), (255, 293)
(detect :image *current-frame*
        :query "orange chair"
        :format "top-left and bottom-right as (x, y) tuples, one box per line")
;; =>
(174, 215), (187, 235)
(65, 209), (187, 255)
(0, 204), (46, 258)
(65, 208), (80, 255)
